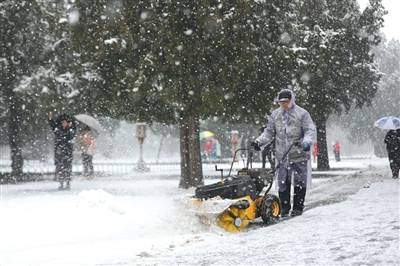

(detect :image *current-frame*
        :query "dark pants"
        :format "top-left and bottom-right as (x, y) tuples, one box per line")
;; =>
(279, 185), (307, 214)
(388, 151), (400, 178)
(55, 161), (72, 181)
(55, 147), (73, 182)
(334, 151), (341, 162)
(277, 161), (308, 214)
(82, 153), (94, 177)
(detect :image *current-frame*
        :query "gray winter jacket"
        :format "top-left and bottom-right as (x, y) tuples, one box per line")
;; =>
(256, 104), (316, 164)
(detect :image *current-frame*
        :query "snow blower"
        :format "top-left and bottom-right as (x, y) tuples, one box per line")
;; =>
(191, 143), (297, 233)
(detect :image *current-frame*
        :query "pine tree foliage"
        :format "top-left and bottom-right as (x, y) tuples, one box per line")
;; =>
(0, 0), (388, 181)
(291, 0), (385, 169)
(0, 1), (51, 176)
(335, 38), (400, 156)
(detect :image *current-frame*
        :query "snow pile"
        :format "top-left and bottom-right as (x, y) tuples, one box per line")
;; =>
(0, 179), (206, 265)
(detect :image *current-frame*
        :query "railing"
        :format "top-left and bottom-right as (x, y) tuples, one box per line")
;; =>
(1, 155), (373, 179)
(0, 159), (248, 177)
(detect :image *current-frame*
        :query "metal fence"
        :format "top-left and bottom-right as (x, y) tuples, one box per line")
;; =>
(0, 159), (247, 178)
(1, 156), (369, 179)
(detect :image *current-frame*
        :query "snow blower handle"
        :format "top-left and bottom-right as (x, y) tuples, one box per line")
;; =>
(227, 148), (247, 176)
(275, 142), (301, 171)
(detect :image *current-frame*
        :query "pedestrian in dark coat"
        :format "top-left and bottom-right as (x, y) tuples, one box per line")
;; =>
(384, 129), (400, 179)
(48, 112), (77, 189)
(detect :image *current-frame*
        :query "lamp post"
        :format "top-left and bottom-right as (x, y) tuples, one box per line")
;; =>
(135, 123), (150, 172)
(231, 130), (240, 162)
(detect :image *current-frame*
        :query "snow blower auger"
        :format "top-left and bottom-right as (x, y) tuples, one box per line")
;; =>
(193, 145), (283, 233)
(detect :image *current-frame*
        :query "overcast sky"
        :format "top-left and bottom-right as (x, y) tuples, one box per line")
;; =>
(359, 0), (400, 40)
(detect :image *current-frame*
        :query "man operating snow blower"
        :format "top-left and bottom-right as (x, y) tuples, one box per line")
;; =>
(252, 89), (316, 217)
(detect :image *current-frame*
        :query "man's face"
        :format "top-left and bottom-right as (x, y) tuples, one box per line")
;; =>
(279, 100), (291, 110)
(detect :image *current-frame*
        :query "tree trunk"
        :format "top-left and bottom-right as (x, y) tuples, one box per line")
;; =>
(188, 116), (203, 187)
(179, 117), (191, 188)
(8, 90), (24, 180)
(316, 119), (330, 170)
(179, 115), (204, 188)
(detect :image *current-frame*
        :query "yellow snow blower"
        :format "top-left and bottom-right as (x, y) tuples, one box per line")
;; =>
(192, 145), (284, 233)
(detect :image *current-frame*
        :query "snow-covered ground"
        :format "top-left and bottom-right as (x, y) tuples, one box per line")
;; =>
(0, 160), (399, 266)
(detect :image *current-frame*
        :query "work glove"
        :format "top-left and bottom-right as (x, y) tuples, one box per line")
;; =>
(302, 141), (312, 152)
(250, 141), (261, 151)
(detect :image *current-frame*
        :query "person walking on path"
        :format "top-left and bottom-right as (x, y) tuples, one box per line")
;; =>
(384, 129), (400, 179)
(333, 140), (341, 162)
(312, 143), (318, 163)
(76, 126), (96, 178)
(252, 89), (316, 217)
(48, 112), (77, 190)
(204, 138), (213, 160)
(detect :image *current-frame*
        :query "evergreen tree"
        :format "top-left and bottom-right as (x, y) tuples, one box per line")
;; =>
(124, 0), (298, 187)
(0, 1), (50, 178)
(69, 0), (296, 187)
(336, 38), (400, 156)
(220, 0), (298, 125)
(292, 0), (385, 170)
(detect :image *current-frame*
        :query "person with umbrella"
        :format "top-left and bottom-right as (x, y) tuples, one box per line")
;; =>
(384, 128), (400, 179)
(375, 116), (400, 179)
(74, 114), (103, 178)
(48, 112), (77, 190)
(76, 126), (96, 178)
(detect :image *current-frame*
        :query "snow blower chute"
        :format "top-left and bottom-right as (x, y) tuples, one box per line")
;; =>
(193, 143), (298, 232)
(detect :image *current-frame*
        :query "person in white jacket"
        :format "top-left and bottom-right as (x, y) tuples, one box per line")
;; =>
(252, 89), (316, 217)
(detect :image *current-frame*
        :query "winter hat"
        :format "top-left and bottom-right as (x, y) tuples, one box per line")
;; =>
(277, 89), (292, 102)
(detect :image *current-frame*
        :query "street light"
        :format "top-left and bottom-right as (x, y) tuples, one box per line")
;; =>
(135, 123), (150, 172)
